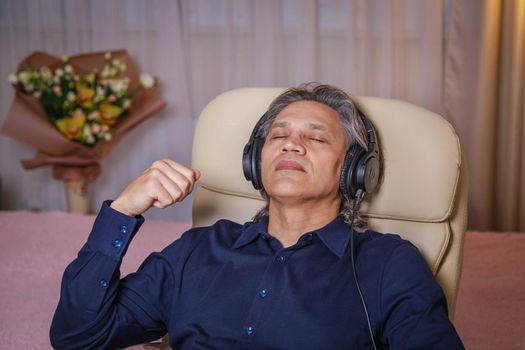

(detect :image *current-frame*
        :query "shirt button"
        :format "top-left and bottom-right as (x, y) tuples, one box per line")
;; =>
(245, 326), (255, 336)
(99, 279), (108, 288)
(259, 289), (269, 299)
(120, 225), (128, 234)
(113, 239), (123, 249)
(277, 255), (285, 262)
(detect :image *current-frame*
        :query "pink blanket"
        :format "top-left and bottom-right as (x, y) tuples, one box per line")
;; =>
(0, 211), (189, 349)
(455, 231), (525, 349)
(0, 211), (523, 349)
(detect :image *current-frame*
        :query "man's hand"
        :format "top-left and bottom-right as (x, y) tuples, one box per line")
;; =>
(110, 159), (201, 217)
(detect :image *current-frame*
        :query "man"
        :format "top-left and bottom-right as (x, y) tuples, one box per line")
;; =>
(50, 83), (464, 349)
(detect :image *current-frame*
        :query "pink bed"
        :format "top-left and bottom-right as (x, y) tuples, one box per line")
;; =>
(0, 211), (523, 349)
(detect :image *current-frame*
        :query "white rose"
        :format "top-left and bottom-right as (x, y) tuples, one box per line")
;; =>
(91, 123), (101, 134)
(101, 66), (110, 78)
(24, 83), (35, 92)
(64, 64), (73, 74)
(83, 125), (96, 144)
(139, 73), (155, 89)
(7, 74), (18, 84)
(110, 79), (129, 94)
(18, 71), (29, 84)
(67, 91), (76, 102)
(40, 66), (52, 81)
(88, 111), (100, 120)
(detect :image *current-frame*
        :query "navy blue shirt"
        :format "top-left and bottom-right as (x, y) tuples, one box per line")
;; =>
(50, 201), (464, 349)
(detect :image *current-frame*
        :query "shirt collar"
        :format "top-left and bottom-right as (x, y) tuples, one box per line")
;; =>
(233, 215), (350, 259)
(232, 216), (269, 249)
(314, 216), (351, 258)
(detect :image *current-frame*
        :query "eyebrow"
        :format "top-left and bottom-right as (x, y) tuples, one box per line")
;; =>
(271, 121), (328, 132)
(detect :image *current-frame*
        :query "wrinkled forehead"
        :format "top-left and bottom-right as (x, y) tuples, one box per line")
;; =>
(265, 101), (344, 133)
(270, 120), (330, 132)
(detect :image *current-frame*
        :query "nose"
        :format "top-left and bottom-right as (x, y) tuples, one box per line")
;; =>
(280, 135), (306, 155)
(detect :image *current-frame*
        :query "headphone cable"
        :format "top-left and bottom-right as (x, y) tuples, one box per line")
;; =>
(350, 189), (378, 350)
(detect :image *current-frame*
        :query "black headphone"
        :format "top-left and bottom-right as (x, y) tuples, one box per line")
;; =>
(242, 107), (381, 200)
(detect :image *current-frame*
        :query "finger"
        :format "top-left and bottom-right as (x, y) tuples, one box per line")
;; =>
(145, 167), (189, 204)
(162, 160), (201, 193)
(188, 169), (201, 194)
(150, 159), (200, 186)
(157, 159), (196, 182)
(193, 169), (201, 181)
(150, 160), (195, 198)
(144, 172), (176, 208)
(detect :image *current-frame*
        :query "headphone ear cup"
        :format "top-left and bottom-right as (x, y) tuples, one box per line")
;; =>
(251, 137), (264, 190)
(340, 145), (364, 199)
(356, 155), (380, 194)
(242, 143), (254, 182)
(243, 112), (270, 191)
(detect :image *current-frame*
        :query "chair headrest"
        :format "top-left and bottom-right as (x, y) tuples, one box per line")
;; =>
(192, 87), (461, 223)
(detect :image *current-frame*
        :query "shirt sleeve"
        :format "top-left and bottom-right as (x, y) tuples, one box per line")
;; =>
(379, 242), (465, 350)
(50, 201), (178, 350)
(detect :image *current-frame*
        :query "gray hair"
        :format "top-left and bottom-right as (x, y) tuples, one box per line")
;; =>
(252, 82), (375, 229)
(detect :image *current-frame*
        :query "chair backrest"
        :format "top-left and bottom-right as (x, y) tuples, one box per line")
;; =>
(191, 87), (468, 319)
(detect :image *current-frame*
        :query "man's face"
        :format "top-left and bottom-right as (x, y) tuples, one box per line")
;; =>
(261, 100), (347, 205)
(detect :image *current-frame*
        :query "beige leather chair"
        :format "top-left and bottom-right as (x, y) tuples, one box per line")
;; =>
(191, 87), (468, 321)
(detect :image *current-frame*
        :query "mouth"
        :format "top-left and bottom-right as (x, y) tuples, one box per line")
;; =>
(275, 159), (306, 172)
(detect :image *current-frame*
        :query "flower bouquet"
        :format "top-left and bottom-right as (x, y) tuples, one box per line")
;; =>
(1, 50), (166, 213)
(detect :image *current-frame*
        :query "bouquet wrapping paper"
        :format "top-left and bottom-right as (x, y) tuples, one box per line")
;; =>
(2, 50), (166, 182)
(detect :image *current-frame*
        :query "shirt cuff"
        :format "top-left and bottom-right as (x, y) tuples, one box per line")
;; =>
(86, 200), (145, 261)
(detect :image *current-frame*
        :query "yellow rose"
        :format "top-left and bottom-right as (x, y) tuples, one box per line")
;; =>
(76, 82), (95, 109)
(55, 109), (86, 141)
(99, 102), (123, 125)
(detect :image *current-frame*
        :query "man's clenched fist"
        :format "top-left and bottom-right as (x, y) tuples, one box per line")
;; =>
(110, 159), (201, 217)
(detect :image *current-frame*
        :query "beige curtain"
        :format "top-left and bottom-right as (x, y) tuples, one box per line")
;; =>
(0, 0), (445, 221)
(445, 0), (525, 231)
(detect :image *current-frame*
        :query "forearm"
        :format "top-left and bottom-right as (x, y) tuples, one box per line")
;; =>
(50, 201), (147, 349)
(380, 243), (464, 349)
